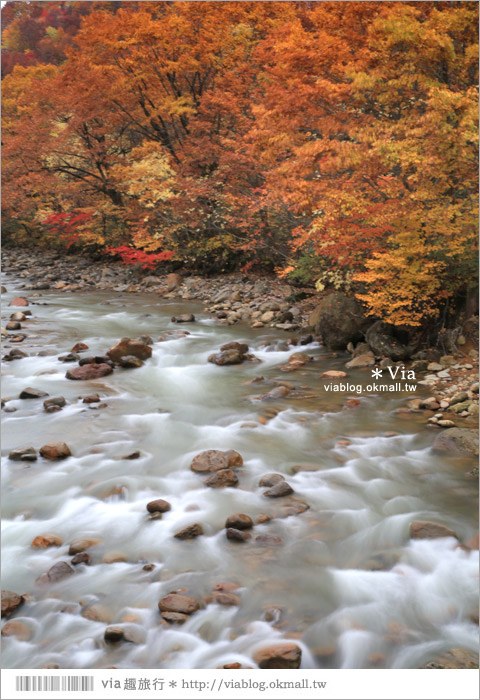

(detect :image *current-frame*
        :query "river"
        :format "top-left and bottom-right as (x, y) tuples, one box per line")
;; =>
(1, 277), (478, 670)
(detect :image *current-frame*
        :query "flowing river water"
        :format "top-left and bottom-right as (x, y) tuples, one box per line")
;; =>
(1, 276), (478, 670)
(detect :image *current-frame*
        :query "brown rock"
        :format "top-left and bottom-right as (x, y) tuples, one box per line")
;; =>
(44, 397), (66, 411)
(19, 387), (49, 399)
(9, 297), (29, 307)
(226, 528), (251, 542)
(208, 350), (245, 365)
(345, 398), (361, 408)
(254, 643), (302, 669)
(102, 552), (127, 564)
(6, 322), (21, 331)
(71, 552), (90, 565)
(258, 473), (285, 487)
(420, 648), (478, 669)
(465, 533), (479, 550)
(66, 363), (113, 380)
(1, 591), (25, 618)
(166, 272), (183, 291)
(263, 481), (294, 498)
(225, 513), (253, 530)
(345, 353), (375, 369)
(82, 394), (101, 403)
(31, 534), (63, 549)
(191, 449), (243, 473)
(256, 514), (272, 524)
(40, 442), (71, 460)
(1, 620), (31, 641)
(161, 612), (189, 624)
(68, 538), (101, 555)
(410, 521), (458, 540)
(146, 499), (171, 514)
(211, 591), (241, 606)
(205, 469), (238, 488)
(107, 337), (152, 363)
(47, 561), (75, 582)
(220, 341), (249, 354)
(171, 314), (195, 323)
(158, 594), (199, 615)
(71, 342), (89, 353)
(174, 523), (204, 540)
(321, 370), (348, 379)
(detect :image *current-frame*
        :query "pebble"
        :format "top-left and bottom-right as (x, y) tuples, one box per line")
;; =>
(225, 514), (254, 530)
(39, 442), (71, 460)
(173, 523), (204, 539)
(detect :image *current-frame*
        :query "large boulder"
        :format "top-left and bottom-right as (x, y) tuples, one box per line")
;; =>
(66, 363), (113, 380)
(107, 338), (152, 363)
(308, 293), (367, 350)
(366, 321), (415, 361)
(432, 428), (479, 457)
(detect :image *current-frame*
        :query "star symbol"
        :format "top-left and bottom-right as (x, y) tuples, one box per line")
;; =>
(371, 368), (383, 379)
(169, 681), (177, 688)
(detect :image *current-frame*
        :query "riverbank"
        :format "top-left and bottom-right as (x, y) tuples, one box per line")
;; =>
(1, 248), (318, 332)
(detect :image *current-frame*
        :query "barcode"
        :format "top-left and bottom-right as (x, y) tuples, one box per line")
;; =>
(15, 676), (94, 692)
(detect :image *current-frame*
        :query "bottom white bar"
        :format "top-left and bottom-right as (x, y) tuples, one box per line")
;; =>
(1, 668), (479, 700)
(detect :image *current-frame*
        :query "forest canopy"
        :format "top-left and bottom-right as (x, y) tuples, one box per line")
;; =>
(2, 1), (478, 326)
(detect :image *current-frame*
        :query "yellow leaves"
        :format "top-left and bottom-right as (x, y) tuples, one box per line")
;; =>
(111, 143), (176, 208)
(275, 264), (295, 279)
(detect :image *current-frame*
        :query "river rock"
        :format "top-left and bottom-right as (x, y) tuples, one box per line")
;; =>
(40, 442), (71, 460)
(226, 528), (251, 542)
(261, 386), (290, 400)
(161, 612), (189, 624)
(254, 643), (302, 669)
(1, 591), (25, 618)
(410, 521), (458, 540)
(71, 552), (90, 565)
(1, 620), (31, 641)
(9, 447), (37, 462)
(258, 473), (285, 487)
(71, 342), (89, 353)
(309, 293), (366, 350)
(119, 355), (144, 368)
(6, 322), (21, 331)
(321, 370), (347, 379)
(174, 523), (204, 539)
(420, 648), (479, 669)
(166, 272), (183, 290)
(255, 534), (283, 546)
(146, 499), (171, 514)
(208, 345), (247, 365)
(58, 353), (80, 363)
(432, 428), (479, 457)
(19, 387), (49, 399)
(280, 352), (312, 371)
(190, 449), (243, 473)
(171, 314), (195, 323)
(366, 321), (414, 361)
(107, 337), (152, 362)
(68, 537), (101, 555)
(225, 513), (253, 530)
(82, 394), (101, 403)
(66, 363), (113, 380)
(346, 353), (375, 369)
(47, 561), (75, 582)
(8, 297), (29, 307)
(158, 594), (199, 615)
(44, 397), (66, 411)
(263, 481), (294, 498)
(211, 591), (241, 606)
(31, 534), (63, 549)
(205, 469), (239, 488)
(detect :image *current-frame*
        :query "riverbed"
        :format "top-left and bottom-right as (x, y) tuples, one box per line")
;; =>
(1, 277), (478, 670)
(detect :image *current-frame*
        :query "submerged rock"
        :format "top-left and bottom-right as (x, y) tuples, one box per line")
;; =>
(263, 481), (294, 498)
(205, 469), (239, 488)
(410, 521), (458, 540)
(31, 534), (63, 549)
(253, 643), (302, 669)
(19, 387), (49, 399)
(174, 523), (204, 539)
(47, 561), (75, 582)
(225, 513), (253, 530)
(171, 314), (195, 323)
